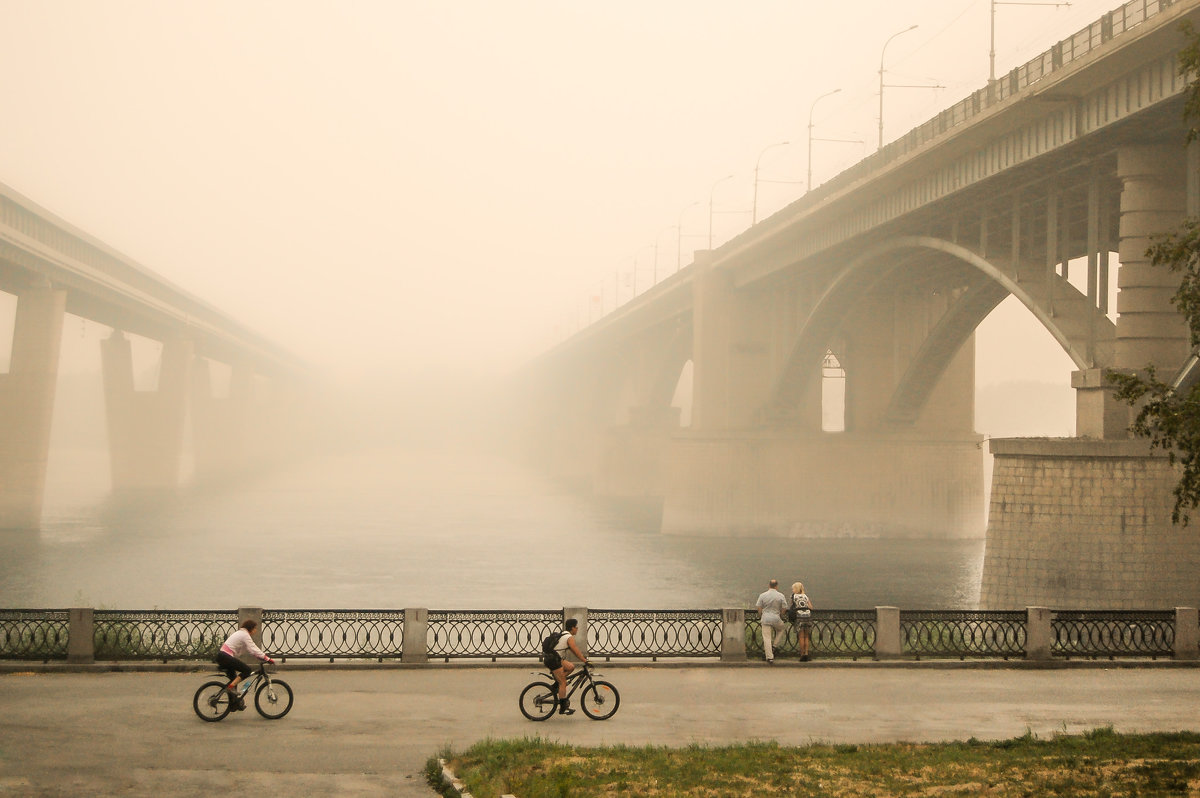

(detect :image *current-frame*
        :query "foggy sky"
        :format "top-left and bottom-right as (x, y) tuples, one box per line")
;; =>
(0, 0), (1112, 383)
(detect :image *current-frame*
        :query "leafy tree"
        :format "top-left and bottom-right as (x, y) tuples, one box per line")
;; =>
(1108, 21), (1200, 525)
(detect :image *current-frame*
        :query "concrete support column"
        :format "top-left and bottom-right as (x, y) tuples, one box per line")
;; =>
(0, 287), (66, 529)
(691, 251), (730, 430)
(564, 606), (588, 659)
(690, 251), (774, 430)
(720, 608), (747, 661)
(68, 607), (95, 664)
(191, 357), (255, 482)
(101, 332), (193, 493)
(1071, 368), (1130, 439)
(403, 607), (429, 663)
(1175, 607), (1199, 661)
(1025, 606), (1053, 661)
(1114, 144), (1189, 374)
(874, 606), (901, 660)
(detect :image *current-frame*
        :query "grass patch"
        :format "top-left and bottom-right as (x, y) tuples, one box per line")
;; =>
(438, 728), (1200, 796)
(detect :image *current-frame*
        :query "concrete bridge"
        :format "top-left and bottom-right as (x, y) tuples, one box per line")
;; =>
(0, 183), (306, 530)
(521, 0), (1200, 609)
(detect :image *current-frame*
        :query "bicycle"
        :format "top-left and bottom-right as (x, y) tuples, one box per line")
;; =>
(518, 662), (620, 721)
(193, 661), (294, 722)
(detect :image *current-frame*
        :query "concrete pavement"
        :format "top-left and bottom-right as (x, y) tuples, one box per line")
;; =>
(2, 663), (1200, 797)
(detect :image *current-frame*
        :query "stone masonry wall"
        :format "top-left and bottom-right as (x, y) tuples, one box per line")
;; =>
(980, 438), (1200, 609)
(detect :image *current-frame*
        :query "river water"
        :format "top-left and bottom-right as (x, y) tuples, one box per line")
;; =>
(0, 443), (984, 611)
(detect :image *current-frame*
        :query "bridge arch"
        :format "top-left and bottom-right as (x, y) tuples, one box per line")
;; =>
(765, 235), (1114, 423)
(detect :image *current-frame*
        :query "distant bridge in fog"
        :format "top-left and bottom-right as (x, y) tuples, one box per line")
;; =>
(0, 183), (306, 530)
(521, 0), (1200, 611)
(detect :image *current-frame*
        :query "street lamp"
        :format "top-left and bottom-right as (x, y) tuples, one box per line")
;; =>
(677, 201), (699, 272)
(807, 88), (841, 192)
(878, 25), (918, 150)
(709, 174), (733, 250)
(752, 141), (789, 225)
(990, 0), (1071, 84)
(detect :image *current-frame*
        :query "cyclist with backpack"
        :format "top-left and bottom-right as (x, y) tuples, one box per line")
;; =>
(542, 618), (587, 715)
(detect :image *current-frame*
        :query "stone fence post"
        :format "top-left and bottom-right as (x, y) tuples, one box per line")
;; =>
(68, 607), (94, 663)
(564, 607), (588, 659)
(721, 608), (746, 662)
(1175, 607), (1199, 661)
(1025, 606), (1052, 660)
(402, 608), (429, 663)
(874, 606), (901, 660)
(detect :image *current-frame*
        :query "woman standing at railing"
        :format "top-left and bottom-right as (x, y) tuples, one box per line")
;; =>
(791, 582), (814, 662)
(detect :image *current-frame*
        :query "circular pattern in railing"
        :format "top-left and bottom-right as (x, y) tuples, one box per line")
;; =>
(590, 610), (722, 657)
(93, 610), (235, 660)
(900, 611), (1026, 658)
(0, 610), (69, 660)
(1052, 610), (1175, 658)
(427, 610), (560, 659)
(263, 610), (405, 659)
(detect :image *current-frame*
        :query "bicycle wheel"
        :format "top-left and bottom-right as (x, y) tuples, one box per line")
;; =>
(518, 681), (558, 721)
(580, 680), (620, 720)
(193, 681), (234, 722)
(254, 678), (294, 719)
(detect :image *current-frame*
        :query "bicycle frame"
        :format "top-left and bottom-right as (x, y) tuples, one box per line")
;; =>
(543, 662), (594, 700)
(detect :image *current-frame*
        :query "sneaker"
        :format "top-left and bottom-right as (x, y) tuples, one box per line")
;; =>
(558, 701), (575, 715)
(766, 658), (774, 665)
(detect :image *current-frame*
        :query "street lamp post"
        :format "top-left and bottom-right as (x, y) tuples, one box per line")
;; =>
(807, 88), (841, 193)
(752, 141), (789, 225)
(709, 174), (733, 250)
(878, 25), (918, 150)
(990, 0), (1071, 84)
(678, 201), (699, 272)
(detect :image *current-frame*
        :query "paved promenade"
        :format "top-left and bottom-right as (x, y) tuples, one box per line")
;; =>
(2, 663), (1200, 796)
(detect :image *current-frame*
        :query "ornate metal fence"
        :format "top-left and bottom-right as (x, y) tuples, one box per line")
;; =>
(746, 610), (876, 660)
(1052, 610), (1175, 659)
(589, 609), (722, 658)
(0, 609), (69, 661)
(262, 610), (405, 661)
(2, 607), (1196, 663)
(901, 611), (1026, 659)
(93, 610), (236, 661)
(427, 610), (560, 661)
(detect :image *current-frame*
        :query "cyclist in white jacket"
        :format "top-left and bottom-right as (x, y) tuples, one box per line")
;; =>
(216, 620), (275, 707)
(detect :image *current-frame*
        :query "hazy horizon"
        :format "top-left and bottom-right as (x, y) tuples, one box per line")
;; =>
(0, 0), (1118, 389)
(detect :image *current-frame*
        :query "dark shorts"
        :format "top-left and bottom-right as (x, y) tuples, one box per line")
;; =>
(215, 650), (251, 680)
(544, 651), (563, 671)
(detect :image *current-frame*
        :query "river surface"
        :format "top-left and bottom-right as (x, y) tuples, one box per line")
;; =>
(0, 444), (985, 610)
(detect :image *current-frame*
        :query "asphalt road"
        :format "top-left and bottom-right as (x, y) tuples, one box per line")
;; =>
(2, 663), (1199, 797)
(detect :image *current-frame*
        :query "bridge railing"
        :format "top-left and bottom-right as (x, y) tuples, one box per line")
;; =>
(2, 606), (1196, 664)
(802, 0), (1178, 212)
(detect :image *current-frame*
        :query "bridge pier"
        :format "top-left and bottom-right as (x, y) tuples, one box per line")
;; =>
(101, 331), (192, 494)
(191, 357), (254, 482)
(594, 406), (680, 499)
(981, 439), (1199, 608)
(660, 431), (985, 538)
(0, 286), (65, 529)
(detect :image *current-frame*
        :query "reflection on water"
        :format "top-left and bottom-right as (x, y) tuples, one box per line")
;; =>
(0, 445), (984, 610)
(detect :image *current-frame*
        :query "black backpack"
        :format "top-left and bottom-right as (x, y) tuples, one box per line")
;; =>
(541, 631), (565, 657)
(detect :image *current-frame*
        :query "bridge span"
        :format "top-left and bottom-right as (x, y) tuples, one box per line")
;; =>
(0, 183), (307, 530)
(522, 0), (1200, 609)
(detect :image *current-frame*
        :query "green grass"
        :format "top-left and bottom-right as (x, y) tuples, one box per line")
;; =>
(429, 728), (1200, 796)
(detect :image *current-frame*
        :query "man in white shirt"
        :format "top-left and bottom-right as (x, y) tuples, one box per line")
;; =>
(755, 579), (788, 664)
